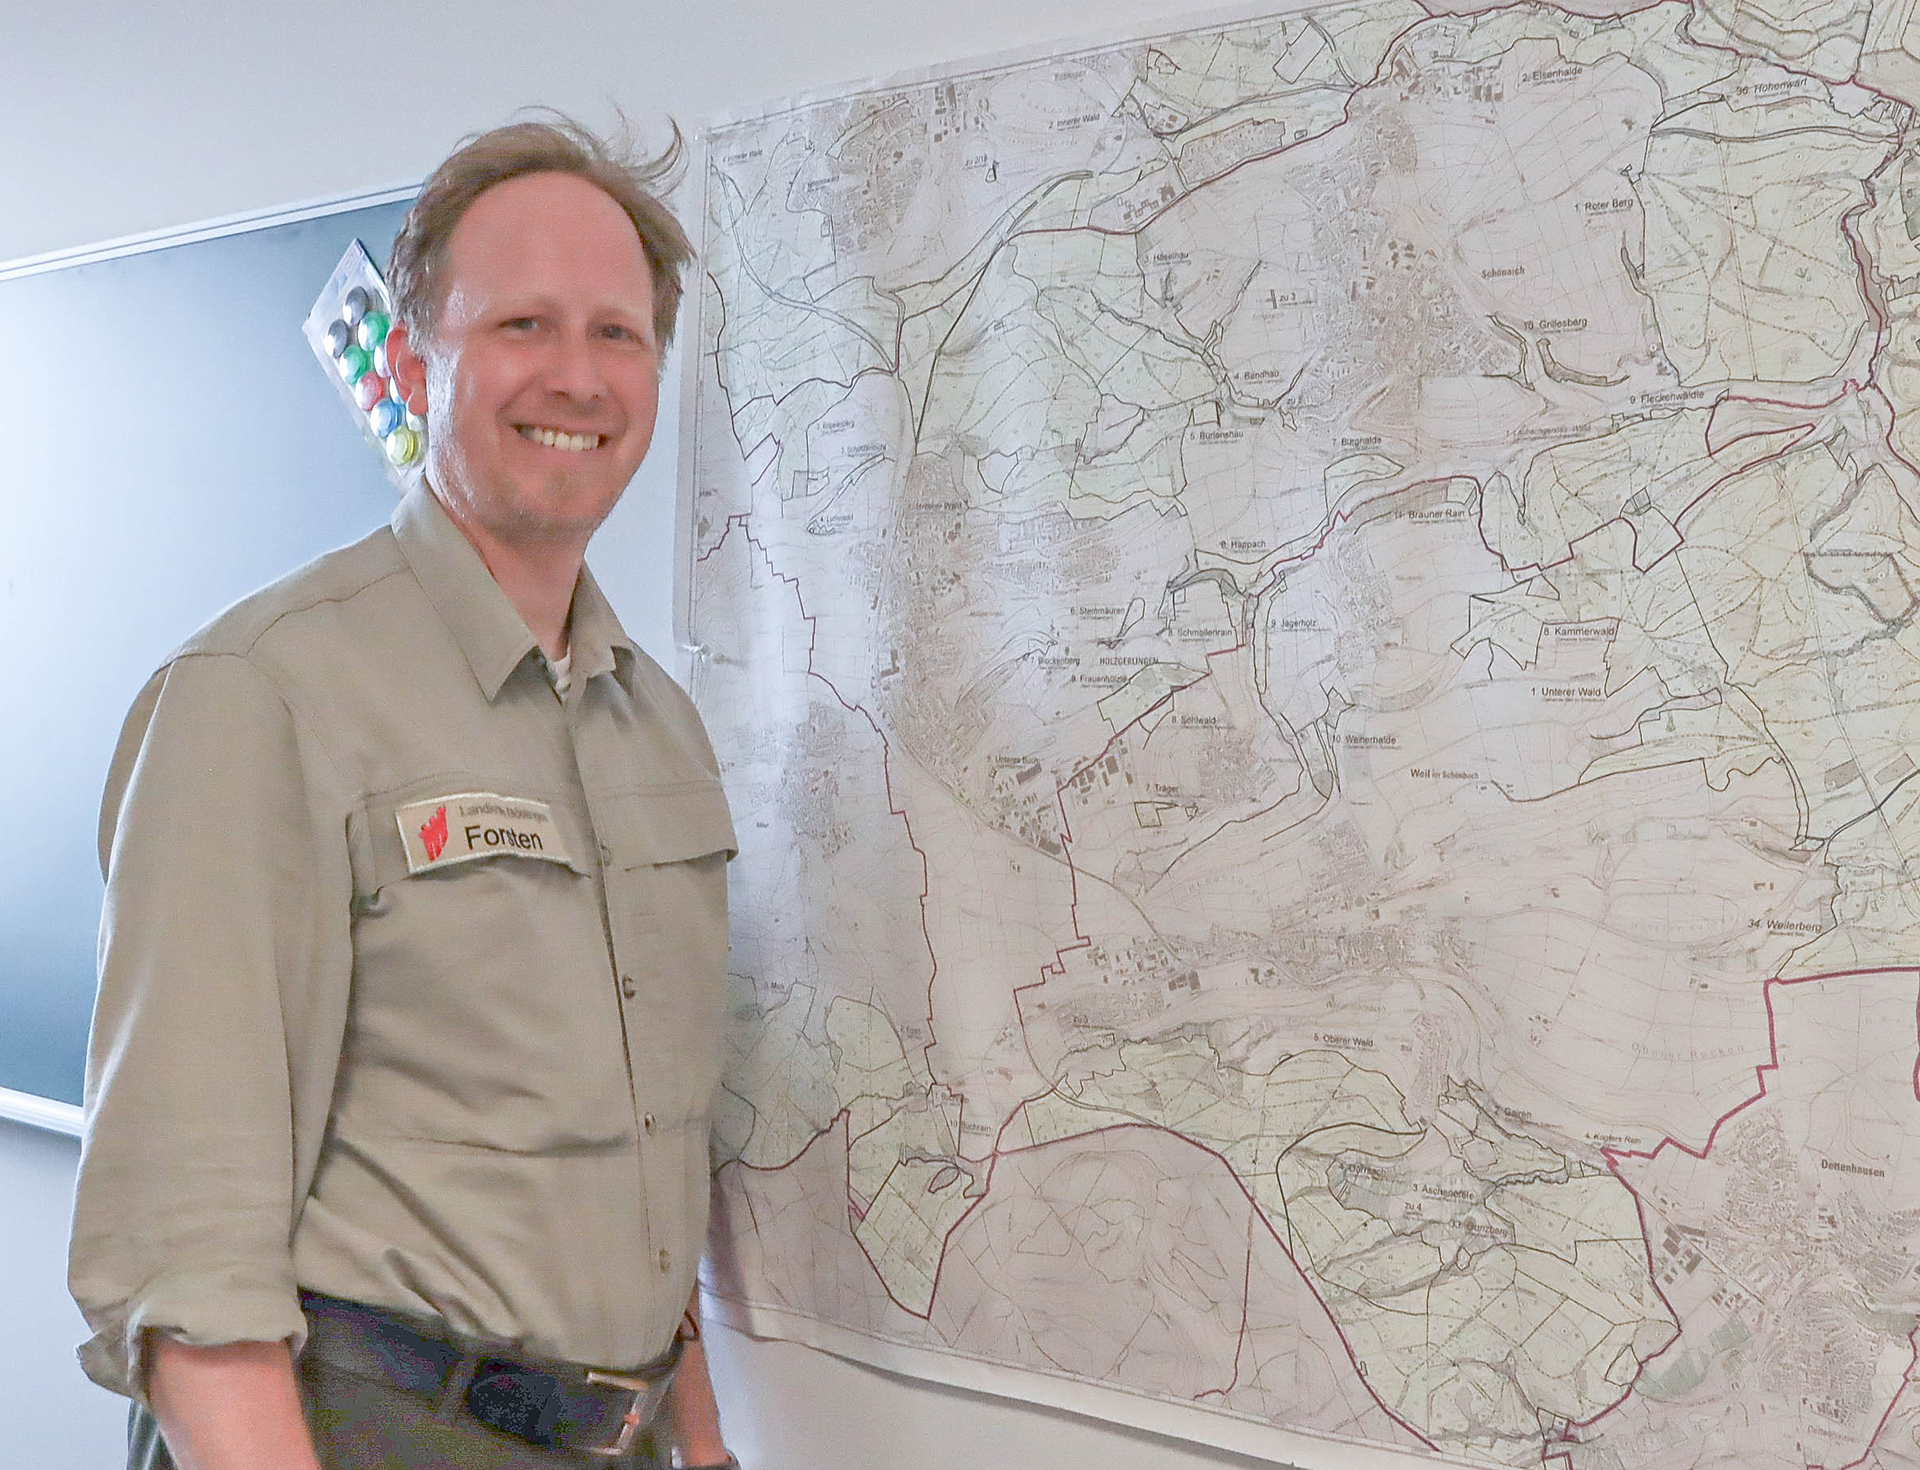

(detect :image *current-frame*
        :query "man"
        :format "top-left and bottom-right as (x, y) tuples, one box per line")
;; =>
(69, 117), (740, 1470)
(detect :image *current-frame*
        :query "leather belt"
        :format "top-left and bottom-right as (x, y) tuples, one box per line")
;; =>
(299, 1290), (682, 1457)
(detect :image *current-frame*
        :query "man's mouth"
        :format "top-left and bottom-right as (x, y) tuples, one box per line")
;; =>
(516, 425), (606, 452)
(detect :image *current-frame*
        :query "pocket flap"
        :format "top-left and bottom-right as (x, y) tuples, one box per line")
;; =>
(603, 780), (737, 868)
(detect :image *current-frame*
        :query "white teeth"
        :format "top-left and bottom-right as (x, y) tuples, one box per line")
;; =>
(518, 425), (602, 452)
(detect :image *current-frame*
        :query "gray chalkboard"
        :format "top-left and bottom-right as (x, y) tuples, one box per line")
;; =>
(0, 196), (416, 1106)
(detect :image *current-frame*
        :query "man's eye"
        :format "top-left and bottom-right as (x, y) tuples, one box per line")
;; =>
(503, 317), (539, 332)
(600, 324), (639, 342)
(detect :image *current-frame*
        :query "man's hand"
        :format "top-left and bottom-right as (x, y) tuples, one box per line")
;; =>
(667, 1288), (735, 1469)
(148, 1336), (323, 1470)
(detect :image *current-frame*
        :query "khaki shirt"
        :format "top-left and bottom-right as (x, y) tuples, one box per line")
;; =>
(69, 486), (735, 1400)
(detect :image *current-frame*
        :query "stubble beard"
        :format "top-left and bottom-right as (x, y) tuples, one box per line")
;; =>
(437, 440), (622, 555)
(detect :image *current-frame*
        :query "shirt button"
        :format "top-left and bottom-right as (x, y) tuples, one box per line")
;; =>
(599, 842), (613, 866)
(621, 975), (637, 999)
(658, 1249), (671, 1273)
(643, 1113), (656, 1134)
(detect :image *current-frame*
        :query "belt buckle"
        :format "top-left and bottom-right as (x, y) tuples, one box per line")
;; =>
(581, 1368), (665, 1458)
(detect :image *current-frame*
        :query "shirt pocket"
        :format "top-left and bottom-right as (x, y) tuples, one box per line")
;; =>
(340, 777), (634, 1152)
(596, 779), (736, 1124)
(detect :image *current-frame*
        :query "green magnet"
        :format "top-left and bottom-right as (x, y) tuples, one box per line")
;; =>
(357, 311), (390, 351)
(338, 344), (371, 384)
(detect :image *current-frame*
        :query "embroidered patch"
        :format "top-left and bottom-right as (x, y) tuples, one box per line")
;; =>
(396, 792), (572, 874)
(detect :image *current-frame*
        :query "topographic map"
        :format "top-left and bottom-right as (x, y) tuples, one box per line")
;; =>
(679, 0), (1920, 1463)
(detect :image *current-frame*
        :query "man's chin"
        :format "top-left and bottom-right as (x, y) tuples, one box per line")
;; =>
(496, 499), (617, 547)
(438, 464), (627, 550)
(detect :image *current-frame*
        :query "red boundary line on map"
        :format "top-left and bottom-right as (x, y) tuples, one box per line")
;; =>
(1541, 966), (1920, 1469)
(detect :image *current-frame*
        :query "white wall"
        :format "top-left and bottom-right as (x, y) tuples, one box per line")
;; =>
(1, 3), (1404, 1466)
(0, 0), (1226, 267)
(0, 1122), (126, 1469)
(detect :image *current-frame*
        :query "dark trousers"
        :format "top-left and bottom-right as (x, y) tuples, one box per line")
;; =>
(128, 1351), (665, 1469)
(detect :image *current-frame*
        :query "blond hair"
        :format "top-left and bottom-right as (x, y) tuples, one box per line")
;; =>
(389, 113), (692, 347)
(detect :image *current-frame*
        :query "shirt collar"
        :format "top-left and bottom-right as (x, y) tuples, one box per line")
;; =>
(566, 561), (634, 687)
(391, 485), (637, 701)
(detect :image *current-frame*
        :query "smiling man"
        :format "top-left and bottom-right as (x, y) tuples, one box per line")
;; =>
(69, 120), (740, 1470)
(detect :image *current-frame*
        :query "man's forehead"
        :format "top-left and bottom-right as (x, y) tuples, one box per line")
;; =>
(442, 171), (652, 297)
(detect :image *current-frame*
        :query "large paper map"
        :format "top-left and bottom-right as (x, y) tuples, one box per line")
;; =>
(679, 0), (1920, 1463)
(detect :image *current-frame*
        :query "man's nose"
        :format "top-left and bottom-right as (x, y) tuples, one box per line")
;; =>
(543, 326), (606, 403)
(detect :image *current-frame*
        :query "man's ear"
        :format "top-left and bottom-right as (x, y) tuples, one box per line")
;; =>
(384, 322), (430, 416)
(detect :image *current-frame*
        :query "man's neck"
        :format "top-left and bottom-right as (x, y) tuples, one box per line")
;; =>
(431, 488), (584, 660)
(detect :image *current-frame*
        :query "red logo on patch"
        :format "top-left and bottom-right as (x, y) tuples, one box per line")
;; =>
(420, 805), (449, 862)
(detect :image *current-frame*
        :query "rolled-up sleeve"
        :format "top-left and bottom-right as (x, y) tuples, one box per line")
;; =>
(69, 651), (352, 1401)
